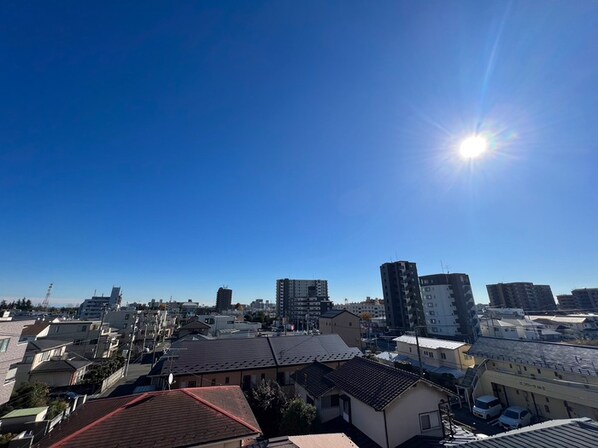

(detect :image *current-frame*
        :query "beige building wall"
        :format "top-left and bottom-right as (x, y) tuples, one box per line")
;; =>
(476, 359), (598, 421)
(395, 340), (474, 372)
(319, 313), (362, 349)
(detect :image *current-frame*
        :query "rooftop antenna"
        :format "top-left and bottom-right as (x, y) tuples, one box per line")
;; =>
(41, 283), (53, 310)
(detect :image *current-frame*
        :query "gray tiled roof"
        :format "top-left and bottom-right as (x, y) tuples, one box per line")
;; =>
(459, 418), (598, 448)
(468, 337), (598, 376)
(270, 334), (361, 365)
(150, 334), (360, 377)
(320, 309), (359, 319)
(326, 357), (450, 411)
(292, 362), (335, 398)
(28, 339), (72, 352)
(32, 359), (91, 373)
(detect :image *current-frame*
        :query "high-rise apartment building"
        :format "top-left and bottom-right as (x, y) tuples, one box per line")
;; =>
(486, 282), (556, 312)
(556, 294), (576, 310)
(419, 273), (480, 343)
(215, 287), (233, 312)
(380, 261), (425, 334)
(276, 279), (329, 327)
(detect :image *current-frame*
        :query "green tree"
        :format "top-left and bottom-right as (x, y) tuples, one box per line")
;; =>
(245, 380), (288, 437)
(280, 398), (316, 436)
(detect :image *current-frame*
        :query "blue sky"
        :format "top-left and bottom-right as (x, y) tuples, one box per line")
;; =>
(1, 1), (597, 306)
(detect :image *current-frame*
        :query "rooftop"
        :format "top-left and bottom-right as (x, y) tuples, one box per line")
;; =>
(36, 387), (261, 448)
(1, 407), (48, 419)
(32, 359), (92, 373)
(458, 418), (598, 448)
(468, 337), (598, 376)
(28, 339), (72, 352)
(292, 362), (335, 398)
(320, 309), (359, 319)
(326, 357), (453, 411)
(150, 334), (361, 377)
(394, 335), (467, 350)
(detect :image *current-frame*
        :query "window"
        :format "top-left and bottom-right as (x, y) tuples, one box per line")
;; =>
(419, 411), (440, 431)
(0, 339), (10, 353)
(544, 405), (550, 413)
(225, 377), (230, 384)
(188, 380), (197, 387)
(331, 394), (340, 406)
(441, 353), (446, 360)
(81, 326), (87, 332)
(349, 322), (352, 326)
(211, 379), (216, 386)
(261, 373), (266, 381)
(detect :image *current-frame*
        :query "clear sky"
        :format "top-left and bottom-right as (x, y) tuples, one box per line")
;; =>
(1, 1), (597, 306)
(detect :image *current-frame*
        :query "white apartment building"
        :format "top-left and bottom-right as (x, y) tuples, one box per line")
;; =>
(334, 298), (385, 319)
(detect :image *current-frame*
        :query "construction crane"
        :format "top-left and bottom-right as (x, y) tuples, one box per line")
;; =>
(41, 283), (53, 309)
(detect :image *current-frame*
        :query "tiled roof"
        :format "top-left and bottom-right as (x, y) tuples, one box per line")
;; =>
(468, 337), (598, 376)
(21, 321), (50, 337)
(150, 334), (361, 377)
(32, 359), (91, 373)
(325, 357), (453, 411)
(458, 418), (598, 448)
(28, 339), (72, 352)
(270, 334), (361, 366)
(393, 335), (467, 350)
(320, 309), (359, 319)
(36, 386), (261, 448)
(180, 320), (211, 330)
(292, 362), (335, 397)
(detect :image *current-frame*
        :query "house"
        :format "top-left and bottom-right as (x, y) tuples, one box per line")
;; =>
(15, 339), (92, 387)
(36, 386), (261, 448)
(0, 316), (35, 404)
(455, 417), (598, 448)
(319, 310), (362, 349)
(294, 357), (455, 448)
(392, 335), (475, 378)
(467, 337), (598, 421)
(47, 320), (119, 359)
(478, 308), (562, 341)
(148, 334), (361, 390)
(19, 320), (51, 342)
(177, 319), (211, 339)
(529, 315), (598, 340)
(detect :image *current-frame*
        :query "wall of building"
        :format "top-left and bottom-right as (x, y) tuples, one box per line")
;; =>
(319, 313), (362, 349)
(0, 320), (33, 405)
(346, 394), (387, 448)
(386, 384), (446, 446)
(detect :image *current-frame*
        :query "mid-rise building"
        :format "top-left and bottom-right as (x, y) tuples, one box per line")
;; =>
(78, 286), (122, 320)
(557, 294), (577, 310)
(275, 279), (329, 328)
(0, 314), (34, 405)
(380, 261), (425, 334)
(571, 288), (598, 312)
(215, 287), (233, 312)
(486, 282), (556, 312)
(333, 297), (385, 319)
(419, 273), (480, 343)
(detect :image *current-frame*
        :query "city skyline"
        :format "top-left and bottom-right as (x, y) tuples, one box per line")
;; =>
(2, 2), (597, 306)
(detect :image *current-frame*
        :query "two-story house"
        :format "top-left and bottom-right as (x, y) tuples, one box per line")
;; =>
(15, 340), (91, 387)
(392, 335), (475, 378)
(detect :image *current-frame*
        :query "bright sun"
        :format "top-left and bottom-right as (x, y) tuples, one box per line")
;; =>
(459, 135), (488, 159)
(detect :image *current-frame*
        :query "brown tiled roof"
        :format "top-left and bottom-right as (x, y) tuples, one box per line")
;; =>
(36, 386), (261, 448)
(326, 357), (452, 411)
(21, 321), (50, 337)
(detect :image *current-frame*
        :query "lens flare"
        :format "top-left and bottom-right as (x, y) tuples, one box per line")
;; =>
(459, 135), (488, 159)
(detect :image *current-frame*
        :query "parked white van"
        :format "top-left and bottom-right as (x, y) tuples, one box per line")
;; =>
(472, 395), (503, 420)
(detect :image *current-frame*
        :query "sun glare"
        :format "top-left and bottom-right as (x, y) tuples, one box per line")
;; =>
(459, 135), (488, 159)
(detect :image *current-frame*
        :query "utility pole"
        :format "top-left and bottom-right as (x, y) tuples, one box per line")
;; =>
(124, 315), (138, 376)
(414, 326), (424, 378)
(93, 305), (107, 359)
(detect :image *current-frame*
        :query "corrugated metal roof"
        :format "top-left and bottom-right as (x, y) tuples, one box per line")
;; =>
(459, 418), (598, 448)
(394, 335), (467, 350)
(468, 337), (598, 376)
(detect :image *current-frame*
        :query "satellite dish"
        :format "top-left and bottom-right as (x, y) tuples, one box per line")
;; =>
(168, 373), (174, 385)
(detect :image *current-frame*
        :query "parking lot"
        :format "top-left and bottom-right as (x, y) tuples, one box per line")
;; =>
(451, 406), (506, 437)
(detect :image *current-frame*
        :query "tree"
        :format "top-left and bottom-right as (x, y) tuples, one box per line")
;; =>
(280, 398), (316, 436)
(245, 380), (288, 437)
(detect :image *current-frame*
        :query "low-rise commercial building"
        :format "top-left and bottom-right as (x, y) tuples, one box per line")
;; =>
(468, 337), (598, 421)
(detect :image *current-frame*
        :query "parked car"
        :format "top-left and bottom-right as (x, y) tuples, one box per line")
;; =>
(498, 406), (533, 429)
(472, 395), (503, 420)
